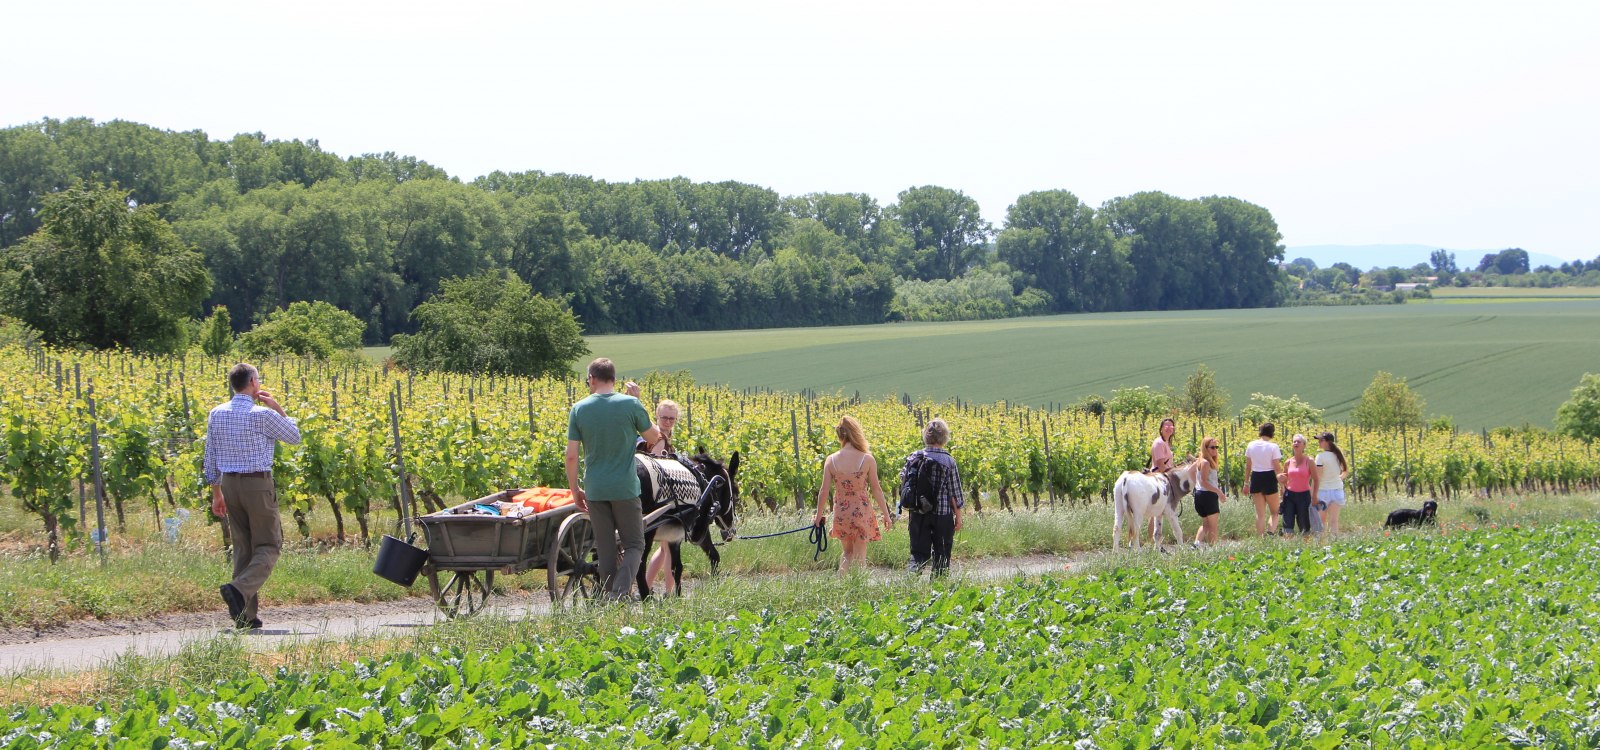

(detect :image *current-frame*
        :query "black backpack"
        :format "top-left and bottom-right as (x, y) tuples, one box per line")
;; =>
(899, 450), (937, 514)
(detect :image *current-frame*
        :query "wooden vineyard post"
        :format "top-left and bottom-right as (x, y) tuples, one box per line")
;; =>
(390, 390), (417, 540)
(791, 410), (803, 511)
(1401, 428), (1411, 495)
(1042, 419), (1054, 510)
(87, 388), (108, 566)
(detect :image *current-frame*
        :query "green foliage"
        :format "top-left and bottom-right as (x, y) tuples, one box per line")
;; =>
(1239, 392), (1324, 425)
(1556, 373), (1600, 442)
(889, 266), (1050, 322)
(390, 271), (589, 378)
(1107, 385), (1171, 417)
(0, 314), (40, 349)
(0, 182), (211, 353)
(1101, 191), (1285, 311)
(890, 185), (992, 281)
(197, 305), (233, 357)
(1, 119), (1307, 343)
(1175, 364), (1229, 417)
(8, 525), (1600, 746)
(237, 301), (364, 360)
(1353, 371), (1425, 430)
(995, 190), (1123, 313)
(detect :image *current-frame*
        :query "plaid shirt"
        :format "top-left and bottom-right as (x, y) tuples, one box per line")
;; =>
(202, 394), (301, 484)
(906, 447), (964, 516)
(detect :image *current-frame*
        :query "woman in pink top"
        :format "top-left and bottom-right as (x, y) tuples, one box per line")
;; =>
(814, 416), (894, 573)
(1149, 418), (1176, 472)
(1278, 434), (1321, 536)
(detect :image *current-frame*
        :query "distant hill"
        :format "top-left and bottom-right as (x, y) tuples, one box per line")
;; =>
(1285, 244), (1574, 272)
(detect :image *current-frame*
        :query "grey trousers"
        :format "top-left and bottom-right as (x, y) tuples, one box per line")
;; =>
(587, 499), (645, 600)
(220, 473), (282, 621)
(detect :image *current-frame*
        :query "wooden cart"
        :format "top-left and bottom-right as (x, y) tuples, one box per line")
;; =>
(415, 490), (600, 618)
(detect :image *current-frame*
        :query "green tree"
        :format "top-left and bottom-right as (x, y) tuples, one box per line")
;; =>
(996, 190), (1123, 312)
(1429, 249), (1458, 275)
(198, 305), (234, 357)
(0, 315), (41, 349)
(1239, 393), (1324, 426)
(1101, 192), (1218, 310)
(391, 270), (589, 378)
(1175, 364), (1230, 418)
(1555, 373), (1600, 443)
(1107, 386), (1172, 418)
(1201, 196), (1285, 307)
(1352, 371), (1425, 430)
(0, 182), (211, 352)
(891, 186), (992, 281)
(238, 300), (364, 359)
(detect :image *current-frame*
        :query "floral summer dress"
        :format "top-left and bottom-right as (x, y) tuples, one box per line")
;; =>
(828, 452), (881, 543)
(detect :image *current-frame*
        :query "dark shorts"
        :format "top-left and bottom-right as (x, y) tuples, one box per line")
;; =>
(1193, 490), (1220, 518)
(1249, 470), (1279, 496)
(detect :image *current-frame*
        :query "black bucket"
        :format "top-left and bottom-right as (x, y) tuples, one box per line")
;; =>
(373, 534), (429, 587)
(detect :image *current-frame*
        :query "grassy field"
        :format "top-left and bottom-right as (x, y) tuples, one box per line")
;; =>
(563, 299), (1600, 430)
(1426, 286), (1600, 301)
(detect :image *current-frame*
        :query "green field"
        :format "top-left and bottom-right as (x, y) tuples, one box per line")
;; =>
(1426, 286), (1600, 301)
(576, 300), (1600, 430)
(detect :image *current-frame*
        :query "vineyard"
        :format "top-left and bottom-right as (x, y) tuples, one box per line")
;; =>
(2, 346), (1598, 559)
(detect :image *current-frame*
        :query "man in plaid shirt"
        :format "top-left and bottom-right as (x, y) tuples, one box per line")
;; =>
(904, 418), (963, 575)
(205, 363), (301, 629)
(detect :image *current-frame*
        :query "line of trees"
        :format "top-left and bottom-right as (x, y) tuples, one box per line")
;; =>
(0, 118), (1289, 343)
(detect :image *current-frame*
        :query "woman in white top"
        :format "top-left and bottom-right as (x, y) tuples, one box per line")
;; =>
(1244, 422), (1285, 537)
(1313, 431), (1350, 535)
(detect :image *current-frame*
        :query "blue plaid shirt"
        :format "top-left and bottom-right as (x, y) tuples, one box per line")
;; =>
(906, 447), (964, 516)
(202, 394), (301, 484)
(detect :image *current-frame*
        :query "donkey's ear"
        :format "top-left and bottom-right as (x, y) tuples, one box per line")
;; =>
(728, 451), (741, 478)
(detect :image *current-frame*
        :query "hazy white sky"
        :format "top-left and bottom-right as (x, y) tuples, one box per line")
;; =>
(4, 0), (1596, 258)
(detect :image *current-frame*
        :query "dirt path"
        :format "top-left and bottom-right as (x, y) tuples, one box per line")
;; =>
(0, 553), (1084, 675)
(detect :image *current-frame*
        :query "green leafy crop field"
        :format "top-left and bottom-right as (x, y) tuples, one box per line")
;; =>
(8, 524), (1597, 747)
(582, 299), (1600, 430)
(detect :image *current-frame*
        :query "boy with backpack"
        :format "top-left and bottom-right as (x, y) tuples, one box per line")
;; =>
(900, 418), (964, 576)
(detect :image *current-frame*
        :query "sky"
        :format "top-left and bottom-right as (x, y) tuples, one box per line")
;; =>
(3, 0), (1596, 259)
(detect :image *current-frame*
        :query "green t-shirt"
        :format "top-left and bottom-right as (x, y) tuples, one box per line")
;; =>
(566, 392), (652, 502)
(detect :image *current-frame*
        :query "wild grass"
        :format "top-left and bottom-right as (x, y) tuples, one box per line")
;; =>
(1, 492), (1594, 630)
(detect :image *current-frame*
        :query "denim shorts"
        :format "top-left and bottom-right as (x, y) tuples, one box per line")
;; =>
(1318, 488), (1346, 506)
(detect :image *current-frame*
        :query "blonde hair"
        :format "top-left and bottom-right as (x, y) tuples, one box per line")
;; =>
(923, 418), (950, 446)
(835, 415), (869, 452)
(655, 399), (680, 418)
(1201, 436), (1219, 459)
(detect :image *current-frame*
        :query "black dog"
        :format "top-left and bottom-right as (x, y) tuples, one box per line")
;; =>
(1384, 500), (1438, 528)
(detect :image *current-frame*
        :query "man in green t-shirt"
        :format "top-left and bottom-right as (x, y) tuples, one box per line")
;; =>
(566, 358), (661, 600)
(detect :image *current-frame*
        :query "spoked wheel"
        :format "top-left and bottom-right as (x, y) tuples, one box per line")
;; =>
(548, 512), (601, 606)
(434, 569), (494, 619)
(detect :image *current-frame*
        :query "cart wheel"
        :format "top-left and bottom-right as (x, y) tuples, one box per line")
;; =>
(548, 512), (601, 606)
(435, 570), (494, 619)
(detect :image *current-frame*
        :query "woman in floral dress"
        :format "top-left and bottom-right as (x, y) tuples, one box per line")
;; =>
(814, 415), (895, 573)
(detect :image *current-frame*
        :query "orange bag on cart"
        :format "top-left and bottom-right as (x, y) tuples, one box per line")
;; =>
(511, 487), (575, 513)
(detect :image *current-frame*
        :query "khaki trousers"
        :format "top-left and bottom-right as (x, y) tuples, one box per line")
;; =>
(221, 473), (282, 621)
(587, 499), (644, 600)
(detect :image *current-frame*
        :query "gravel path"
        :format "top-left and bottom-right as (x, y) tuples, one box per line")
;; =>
(0, 553), (1086, 675)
